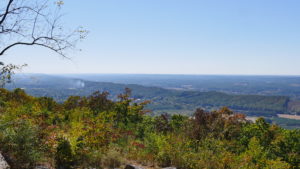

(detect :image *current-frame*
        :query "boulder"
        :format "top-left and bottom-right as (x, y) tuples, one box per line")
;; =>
(34, 166), (51, 169)
(0, 153), (10, 169)
(124, 164), (144, 169)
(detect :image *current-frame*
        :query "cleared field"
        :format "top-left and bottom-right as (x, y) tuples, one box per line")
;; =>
(277, 114), (300, 120)
(246, 116), (258, 122)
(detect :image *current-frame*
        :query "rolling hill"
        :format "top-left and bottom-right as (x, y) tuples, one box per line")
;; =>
(5, 74), (291, 117)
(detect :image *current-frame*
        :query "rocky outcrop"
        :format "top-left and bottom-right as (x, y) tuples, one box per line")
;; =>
(124, 164), (176, 169)
(0, 153), (10, 169)
(34, 166), (51, 169)
(124, 164), (145, 169)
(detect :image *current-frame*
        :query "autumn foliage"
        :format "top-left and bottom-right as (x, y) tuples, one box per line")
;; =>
(0, 88), (299, 169)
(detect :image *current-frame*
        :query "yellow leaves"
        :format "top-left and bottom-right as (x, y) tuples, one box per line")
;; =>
(69, 107), (93, 122)
(66, 116), (114, 151)
(56, 1), (64, 7)
(264, 159), (290, 169)
(68, 120), (85, 149)
(77, 27), (89, 40)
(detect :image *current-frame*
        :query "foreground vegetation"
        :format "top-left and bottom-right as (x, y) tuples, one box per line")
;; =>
(0, 88), (299, 169)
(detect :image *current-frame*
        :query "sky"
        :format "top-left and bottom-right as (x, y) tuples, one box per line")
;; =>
(2, 0), (300, 75)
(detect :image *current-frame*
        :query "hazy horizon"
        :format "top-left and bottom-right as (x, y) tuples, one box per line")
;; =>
(14, 72), (300, 77)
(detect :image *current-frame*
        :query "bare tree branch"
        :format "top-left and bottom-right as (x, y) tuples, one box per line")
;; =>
(0, 0), (14, 25)
(0, 0), (88, 87)
(0, 0), (88, 58)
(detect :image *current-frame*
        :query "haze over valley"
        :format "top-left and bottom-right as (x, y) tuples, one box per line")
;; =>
(7, 73), (300, 129)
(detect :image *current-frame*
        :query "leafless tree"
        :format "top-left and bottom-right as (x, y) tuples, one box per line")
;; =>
(0, 0), (87, 86)
(0, 0), (87, 57)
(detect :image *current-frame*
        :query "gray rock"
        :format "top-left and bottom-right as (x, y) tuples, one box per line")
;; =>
(34, 166), (51, 169)
(162, 167), (177, 169)
(0, 153), (10, 169)
(124, 164), (144, 169)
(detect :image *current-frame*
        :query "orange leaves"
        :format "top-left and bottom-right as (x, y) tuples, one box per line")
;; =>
(131, 141), (145, 149)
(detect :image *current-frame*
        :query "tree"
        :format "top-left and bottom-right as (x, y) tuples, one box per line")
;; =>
(0, 0), (87, 86)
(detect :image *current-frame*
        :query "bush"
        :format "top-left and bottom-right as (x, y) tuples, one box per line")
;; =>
(55, 138), (75, 169)
(0, 120), (45, 169)
(101, 148), (124, 168)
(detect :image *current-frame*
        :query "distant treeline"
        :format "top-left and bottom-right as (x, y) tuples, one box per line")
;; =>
(8, 79), (292, 116)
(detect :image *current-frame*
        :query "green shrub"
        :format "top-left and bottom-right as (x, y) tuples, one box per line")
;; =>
(55, 138), (75, 169)
(0, 120), (44, 169)
(101, 148), (124, 168)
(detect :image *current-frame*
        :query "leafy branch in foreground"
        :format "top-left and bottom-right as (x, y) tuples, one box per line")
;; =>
(0, 63), (27, 87)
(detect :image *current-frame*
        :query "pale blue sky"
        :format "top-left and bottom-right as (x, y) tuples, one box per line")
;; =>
(3, 0), (300, 75)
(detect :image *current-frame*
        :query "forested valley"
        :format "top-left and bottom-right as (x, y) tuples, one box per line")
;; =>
(7, 74), (300, 129)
